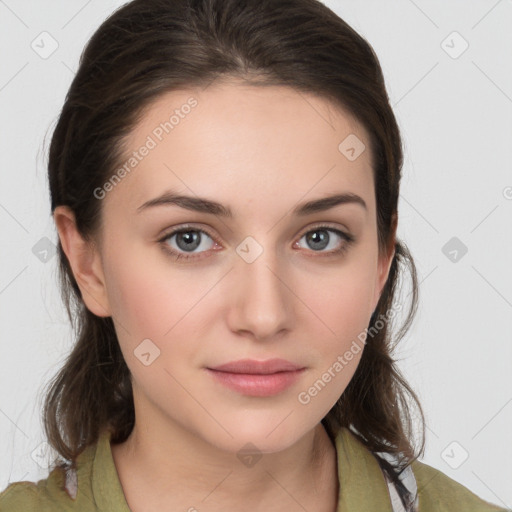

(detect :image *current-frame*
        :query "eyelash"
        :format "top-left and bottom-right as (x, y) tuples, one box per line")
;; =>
(158, 223), (355, 262)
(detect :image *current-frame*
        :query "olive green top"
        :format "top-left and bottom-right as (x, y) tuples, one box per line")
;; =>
(0, 427), (507, 511)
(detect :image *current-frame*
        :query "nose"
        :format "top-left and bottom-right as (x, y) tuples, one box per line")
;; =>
(227, 241), (294, 341)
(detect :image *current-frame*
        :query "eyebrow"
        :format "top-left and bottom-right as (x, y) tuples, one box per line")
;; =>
(136, 190), (367, 217)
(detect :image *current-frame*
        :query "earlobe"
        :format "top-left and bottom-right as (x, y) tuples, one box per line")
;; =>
(53, 206), (111, 317)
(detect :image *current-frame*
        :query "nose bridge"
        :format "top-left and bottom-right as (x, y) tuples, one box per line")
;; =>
(229, 234), (292, 338)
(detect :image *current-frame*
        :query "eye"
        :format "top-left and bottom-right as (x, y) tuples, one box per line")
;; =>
(158, 223), (355, 262)
(295, 224), (355, 256)
(158, 225), (218, 261)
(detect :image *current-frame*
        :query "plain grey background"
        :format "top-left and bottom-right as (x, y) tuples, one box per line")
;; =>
(0, 0), (511, 507)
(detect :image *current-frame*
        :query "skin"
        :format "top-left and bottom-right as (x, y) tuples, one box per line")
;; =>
(54, 79), (396, 512)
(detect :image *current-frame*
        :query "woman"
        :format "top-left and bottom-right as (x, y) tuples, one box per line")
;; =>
(0, 0), (506, 510)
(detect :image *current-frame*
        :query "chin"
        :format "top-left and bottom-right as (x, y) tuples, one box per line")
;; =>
(201, 414), (315, 455)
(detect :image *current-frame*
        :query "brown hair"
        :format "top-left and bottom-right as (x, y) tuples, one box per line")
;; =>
(44, 0), (425, 474)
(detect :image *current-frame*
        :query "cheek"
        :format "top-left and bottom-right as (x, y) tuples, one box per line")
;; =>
(104, 242), (202, 335)
(306, 257), (376, 339)
(105, 267), (170, 339)
(296, 255), (377, 395)
(102, 247), (217, 373)
(103, 259), (200, 409)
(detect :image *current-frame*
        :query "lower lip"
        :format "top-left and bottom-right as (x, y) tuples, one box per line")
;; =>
(206, 368), (305, 397)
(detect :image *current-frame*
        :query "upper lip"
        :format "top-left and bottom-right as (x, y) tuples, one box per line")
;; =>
(208, 358), (305, 374)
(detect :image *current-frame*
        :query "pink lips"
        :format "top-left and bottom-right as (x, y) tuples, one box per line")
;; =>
(206, 358), (306, 397)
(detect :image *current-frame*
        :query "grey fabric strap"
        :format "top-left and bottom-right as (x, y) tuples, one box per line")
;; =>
(375, 451), (419, 512)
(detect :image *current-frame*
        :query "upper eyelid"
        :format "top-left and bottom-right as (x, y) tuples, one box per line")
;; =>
(160, 222), (350, 238)
(159, 222), (352, 247)
(159, 224), (218, 243)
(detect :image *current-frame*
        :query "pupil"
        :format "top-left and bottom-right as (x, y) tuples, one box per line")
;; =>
(308, 230), (328, 250)
(178, 231), (200, 251)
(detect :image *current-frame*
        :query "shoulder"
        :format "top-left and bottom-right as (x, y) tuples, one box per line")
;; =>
(0, 468), (67, 512)
(411, 459), (509, 511)
(0, 444), (98, 512)
(0, 481), (41, 511)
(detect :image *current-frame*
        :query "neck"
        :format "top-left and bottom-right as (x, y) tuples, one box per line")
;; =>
(111, 417), (338, 511)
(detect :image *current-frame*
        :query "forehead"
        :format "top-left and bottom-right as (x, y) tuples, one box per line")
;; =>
(102, 80), (374, 221)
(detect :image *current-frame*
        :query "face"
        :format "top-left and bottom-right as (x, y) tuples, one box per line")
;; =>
(60, 80), (394, 454)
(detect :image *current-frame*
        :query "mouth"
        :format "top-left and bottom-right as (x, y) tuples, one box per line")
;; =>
(208, 358), (304, 374)
(206, 358), (306, 397)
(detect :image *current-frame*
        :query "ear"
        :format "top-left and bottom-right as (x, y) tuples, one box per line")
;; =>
(372, 211), (397, 312)
(53, 205), (111, 317)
